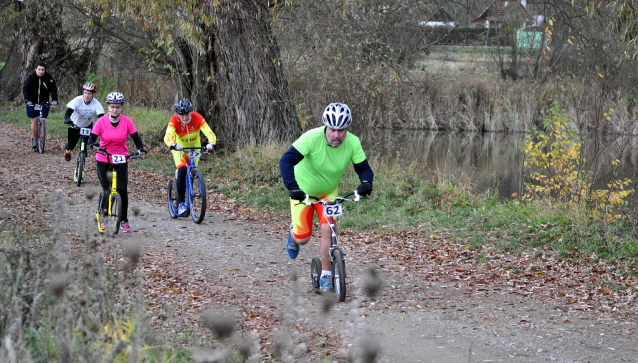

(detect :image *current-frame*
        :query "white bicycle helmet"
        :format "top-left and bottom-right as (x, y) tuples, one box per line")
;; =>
(82, 82), (97, 93)
(106, 92), (125, 104)
(322, 103), (352, 129)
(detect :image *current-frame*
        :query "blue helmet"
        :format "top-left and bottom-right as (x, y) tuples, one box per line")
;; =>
(322, 103), (352, 129)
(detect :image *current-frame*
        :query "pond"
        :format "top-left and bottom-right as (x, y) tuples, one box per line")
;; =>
(355, 129), (638, 207)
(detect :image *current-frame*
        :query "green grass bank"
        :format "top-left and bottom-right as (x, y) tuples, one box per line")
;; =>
(2, 104), (637, 269)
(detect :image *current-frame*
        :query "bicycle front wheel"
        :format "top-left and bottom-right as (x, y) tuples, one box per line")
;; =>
(108, 193), (123, 236)
(167, 178), (178, 219)
(37, 118), (46, 154)
(332, 248), (347, 302)
(188, 168), (206, 224)
(75, 152), (85, 187)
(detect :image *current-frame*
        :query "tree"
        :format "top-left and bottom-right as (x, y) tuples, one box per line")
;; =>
(584, 0), (638, 47)
(77, 0), (299, 146)
(0, 0), (104, 101)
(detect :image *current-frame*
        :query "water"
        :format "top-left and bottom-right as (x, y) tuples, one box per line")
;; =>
(355, 129), (638, 205)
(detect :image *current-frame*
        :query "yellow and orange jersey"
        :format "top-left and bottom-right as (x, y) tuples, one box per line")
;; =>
(164, 112), (217, 168)
(163, 112), (216, 147)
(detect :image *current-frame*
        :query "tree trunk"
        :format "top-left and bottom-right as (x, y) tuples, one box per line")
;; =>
(198, 0), (299, 147)
(0, 0), (103, 102)
(0, 1), (38, 101)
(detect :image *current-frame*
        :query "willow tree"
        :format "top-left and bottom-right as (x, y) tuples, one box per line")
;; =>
(0, 0), (104, 101)
(79, 0), (299, 146)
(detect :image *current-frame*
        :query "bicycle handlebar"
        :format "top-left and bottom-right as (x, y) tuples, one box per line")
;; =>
(169, 145), (209, 151)
(299, 190), (362, 206)
(67, 123), (90, 129)
(97, 147), (144, 161)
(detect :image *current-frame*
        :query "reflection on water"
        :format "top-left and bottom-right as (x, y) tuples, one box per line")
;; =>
(354, 128), (638, 205)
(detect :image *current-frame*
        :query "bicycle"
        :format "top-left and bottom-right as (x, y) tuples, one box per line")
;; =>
(166, 146), (208, 224)
(301, 190), (362, 302)
(68, 124), (92, 186)
(95, 148), (142, 236)
(33, 103), (52, 154)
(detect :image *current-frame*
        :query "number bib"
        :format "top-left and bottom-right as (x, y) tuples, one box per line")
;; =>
(111, 154), (127, 164)
(323, 203), (343, 217)
(188, 151), (201, 159)
(80, 128), (91, 136)
(34, 104), (43, 111)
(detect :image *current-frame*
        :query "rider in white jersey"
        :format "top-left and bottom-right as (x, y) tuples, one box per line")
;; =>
(63, 82), (105, 161)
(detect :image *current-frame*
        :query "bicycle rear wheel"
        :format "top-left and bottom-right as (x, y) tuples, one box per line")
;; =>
(188, 168), (206, 224)
(332, 248), (347, 302)
(75, 152), (85, 187)
(37, 118), (46, 154)
(311, 257), (322, 294)
(108, 193), (123, 236)
(167, 178), (178, 218)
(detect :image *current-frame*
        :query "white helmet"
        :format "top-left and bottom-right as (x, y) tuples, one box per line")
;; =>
(106, 92), (125, 104)
(322, 103), (352, 129)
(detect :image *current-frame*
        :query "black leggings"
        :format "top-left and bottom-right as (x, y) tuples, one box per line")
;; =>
(96, 161), (129, 222)
(176, 166), (187, 204)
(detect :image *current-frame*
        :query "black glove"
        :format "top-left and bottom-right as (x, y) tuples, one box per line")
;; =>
(64, 119), (73, 125)
(289, 189), (306, 201)
(357, 182), (373, 197)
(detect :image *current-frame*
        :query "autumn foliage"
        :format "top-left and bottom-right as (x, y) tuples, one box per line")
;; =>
(521, 103), (633, 220)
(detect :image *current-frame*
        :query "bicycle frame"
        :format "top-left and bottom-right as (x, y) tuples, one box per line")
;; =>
(96, 148), (140, 234)
(302, 191), (362, 300)
(180, 147), (206, 209)
(304, 192), (361, 253)
(69, 124), (92, 185)
(184, 149), (200, 211)
(167, 146), (209, 224)
(34, 103), (51, 153)
(78, 129), (90, 154)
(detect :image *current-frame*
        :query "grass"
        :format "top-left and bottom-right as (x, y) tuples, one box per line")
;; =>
(2, 101), (637, 267)
(0, 223), (193, 362)
(2, 102), (638, 267)
(194, 140), (638, 270)
(0, 102), (170, 142)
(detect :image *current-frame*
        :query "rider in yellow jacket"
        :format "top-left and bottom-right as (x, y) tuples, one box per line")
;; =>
(163, 98), (216, 217)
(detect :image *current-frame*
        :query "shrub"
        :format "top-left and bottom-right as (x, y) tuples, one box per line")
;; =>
(521, 103), (633, 220)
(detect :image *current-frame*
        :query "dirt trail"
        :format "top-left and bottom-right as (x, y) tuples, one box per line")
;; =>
(3, 122), (637, 362)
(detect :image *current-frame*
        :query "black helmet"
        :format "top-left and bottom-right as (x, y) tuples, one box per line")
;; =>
(174, 98), (193, 115)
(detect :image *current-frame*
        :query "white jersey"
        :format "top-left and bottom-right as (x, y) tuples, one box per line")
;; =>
(66, 96), (105, 128)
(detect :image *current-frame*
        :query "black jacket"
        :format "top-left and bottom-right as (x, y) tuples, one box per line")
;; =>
(22, 71), (58, 105)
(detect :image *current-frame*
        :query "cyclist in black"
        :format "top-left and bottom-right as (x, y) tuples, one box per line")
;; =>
(22, 61), (58, 149)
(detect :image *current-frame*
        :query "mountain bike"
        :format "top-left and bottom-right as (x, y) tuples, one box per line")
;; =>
(95, 148), (142, 236)
(302, 190), (362, 302)
(68, 124), (92, 186)
(33, 103), (52, 154)
(167, 146), (208, 224)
